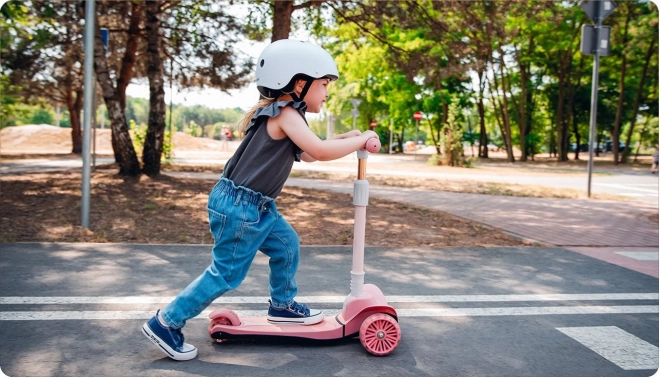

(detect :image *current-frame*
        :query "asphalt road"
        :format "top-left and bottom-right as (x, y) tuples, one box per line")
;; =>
(0, 243), (657, 376)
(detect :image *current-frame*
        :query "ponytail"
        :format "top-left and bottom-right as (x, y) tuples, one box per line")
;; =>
(238, 98), (277, 136)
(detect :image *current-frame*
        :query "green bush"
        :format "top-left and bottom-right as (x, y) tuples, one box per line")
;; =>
(30, 108), (54, 125)
(130, 119), (174, 162)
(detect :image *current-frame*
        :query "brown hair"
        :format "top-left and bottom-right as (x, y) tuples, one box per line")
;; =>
(238, 98), (277, 136)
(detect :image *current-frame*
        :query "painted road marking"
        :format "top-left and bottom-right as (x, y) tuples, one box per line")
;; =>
(557, 326), (658, 370)
(1, 293), (657, 305)
(593, 183), (658, 194)
(1, 306), (657, 321)
(615, 252), (659, 261)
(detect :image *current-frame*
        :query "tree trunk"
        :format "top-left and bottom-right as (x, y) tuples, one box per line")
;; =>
(271, 1), (294, 42)
(91, 14), (140, 177)
(612, 8), (632, 164)
(476, 67), (488, 158)
(67, 88), (84, 154)
(109, 2), (142, 163)
(478, 93), (488, 158)
(556, 65), (569, 162)
(572, 103), (581, 160)
(494, 47), (514, 162)
(143, 1), (166, 176)
(621, 38), (655, 163)
(116, 1), (143, 112)
(572, 55), (585, 160)
(487, 73), (506, 156)
(515, 45), (529, 162)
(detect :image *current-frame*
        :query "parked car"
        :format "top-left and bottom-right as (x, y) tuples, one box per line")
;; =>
(569, 142), (601, 152)
(604, 140), (626, 152)
(389, 142), (403, 153)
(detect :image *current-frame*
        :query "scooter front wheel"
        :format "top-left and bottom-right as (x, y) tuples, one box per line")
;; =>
(359, 313), (401, 356)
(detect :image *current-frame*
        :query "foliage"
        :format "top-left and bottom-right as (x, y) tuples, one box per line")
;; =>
(162, 129), (174, 162)
(129, 119), (147, 157)
(3, 0), (658, 165)
(129, 118), (174, 162)
(442, 99), (464, 167)
(325, 0), (658, 163)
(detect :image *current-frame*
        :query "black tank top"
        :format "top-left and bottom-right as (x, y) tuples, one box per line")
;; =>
(223, 101), (307, 198)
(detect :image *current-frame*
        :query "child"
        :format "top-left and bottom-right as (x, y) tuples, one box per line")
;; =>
(142, 39), (378, 361)
(652, 145), (658, 174)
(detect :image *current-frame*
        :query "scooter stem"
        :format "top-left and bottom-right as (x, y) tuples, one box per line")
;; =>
(349, 149), (370, 298)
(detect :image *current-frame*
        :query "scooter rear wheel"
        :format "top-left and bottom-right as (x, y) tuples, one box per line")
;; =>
(359, 313), (400, 356)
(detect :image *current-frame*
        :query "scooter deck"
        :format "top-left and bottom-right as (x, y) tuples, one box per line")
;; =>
(209, 314), (347, 341)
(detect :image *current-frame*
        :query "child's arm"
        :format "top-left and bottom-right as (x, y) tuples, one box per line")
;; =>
(273, 107), (377, 162)
(300, 130), (364, 162)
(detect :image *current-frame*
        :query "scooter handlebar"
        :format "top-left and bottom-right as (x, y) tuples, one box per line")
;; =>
(364, 137), (381, 153)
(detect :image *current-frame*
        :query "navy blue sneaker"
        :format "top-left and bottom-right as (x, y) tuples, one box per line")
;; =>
(267, 300), (324, 325)
(142, 310), (197, 361)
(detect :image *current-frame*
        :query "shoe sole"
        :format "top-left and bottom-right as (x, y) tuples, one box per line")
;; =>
(142, 323), (197, 361)
(267, 311), (324, 325)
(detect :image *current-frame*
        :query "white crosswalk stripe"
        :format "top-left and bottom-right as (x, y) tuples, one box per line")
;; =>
(594, 183), (658, 195)
(0, 293), (657, 320)
(558, 326), (658, 370)
(1, 305), (658, 321)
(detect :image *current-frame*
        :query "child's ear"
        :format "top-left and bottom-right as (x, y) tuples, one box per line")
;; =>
(295, 79), (307, 92)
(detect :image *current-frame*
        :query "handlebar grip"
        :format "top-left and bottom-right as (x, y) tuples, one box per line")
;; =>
(365, 137), (381, 153)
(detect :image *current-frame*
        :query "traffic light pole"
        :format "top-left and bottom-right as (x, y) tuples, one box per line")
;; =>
(81, 0), (95, 228)
(415, 119), (419, 158)
(586, 2), (602, 198)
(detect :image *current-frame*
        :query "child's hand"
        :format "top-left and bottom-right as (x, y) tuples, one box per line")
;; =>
(362, 130), (378, 140)
(330, 130), (362, 140)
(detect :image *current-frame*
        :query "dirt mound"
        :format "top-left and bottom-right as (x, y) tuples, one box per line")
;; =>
(0, 124), (225, 154)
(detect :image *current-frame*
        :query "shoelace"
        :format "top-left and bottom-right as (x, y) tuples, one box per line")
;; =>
(288, 301), (310, 316)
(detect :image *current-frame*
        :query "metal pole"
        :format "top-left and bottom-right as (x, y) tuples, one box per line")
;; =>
(415, 119), (419, 158)
(389, 119), (393, 154)
(81, 0), (95, 228)
(587, 3), (602, 198)
(92, 78), (98, 171)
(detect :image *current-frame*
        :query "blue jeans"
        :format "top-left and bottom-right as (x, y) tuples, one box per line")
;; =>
(161, 177), (300, 329)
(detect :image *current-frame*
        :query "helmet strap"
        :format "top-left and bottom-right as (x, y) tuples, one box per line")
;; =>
(291, 79), (314, 102)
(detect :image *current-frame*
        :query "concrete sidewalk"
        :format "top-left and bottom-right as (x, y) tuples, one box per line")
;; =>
(286, 177), (660, 278)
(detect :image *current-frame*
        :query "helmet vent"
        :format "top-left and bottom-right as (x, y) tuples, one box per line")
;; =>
(260, 59), (265, 67)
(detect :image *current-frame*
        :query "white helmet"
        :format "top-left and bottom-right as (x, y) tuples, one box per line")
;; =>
(256, 39), (339, 99)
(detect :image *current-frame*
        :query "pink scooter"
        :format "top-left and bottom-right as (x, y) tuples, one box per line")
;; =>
(208, 137), (401, 356)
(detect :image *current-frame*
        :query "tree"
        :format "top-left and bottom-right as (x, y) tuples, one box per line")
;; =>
(242, 0), (333, 42)
(619, 2), (658, 163)
(609, 1), (635, 163)
(0, 3), (34, 128)
(143, 1), (166, 176)
(87, 2), (141, 176)
(2, 1), (88, 151)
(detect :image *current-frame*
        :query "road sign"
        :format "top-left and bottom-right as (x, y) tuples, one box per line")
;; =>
(413, 111), (423, 121)
(100, 28), (109, 51)
(581, 25), (611, 56)
(580, 0), (616, 22)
